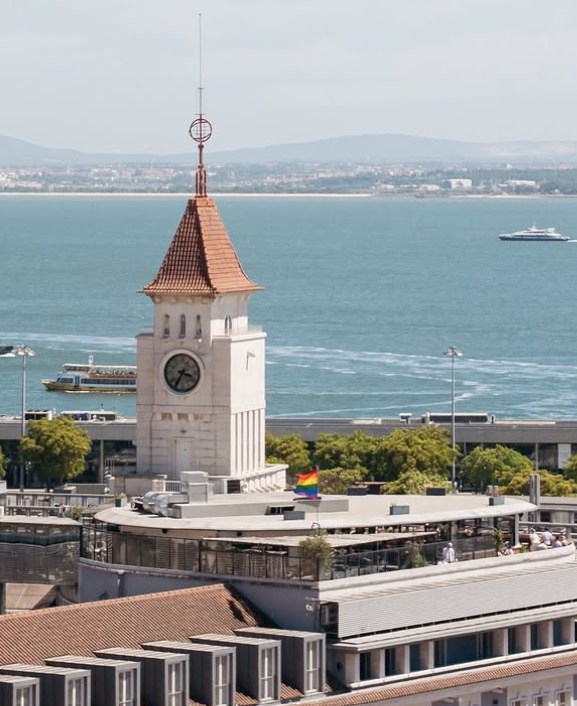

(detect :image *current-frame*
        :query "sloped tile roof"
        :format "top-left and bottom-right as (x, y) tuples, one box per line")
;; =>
(0, 584), (260, 665)
(141, 197), (262, 296)
(319, 651), (577, 706)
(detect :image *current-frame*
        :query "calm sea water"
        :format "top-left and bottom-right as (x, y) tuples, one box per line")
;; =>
(1, 194), (577, 420)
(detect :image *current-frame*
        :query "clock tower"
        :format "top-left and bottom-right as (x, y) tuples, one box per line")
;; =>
(136, 113), (285, 493)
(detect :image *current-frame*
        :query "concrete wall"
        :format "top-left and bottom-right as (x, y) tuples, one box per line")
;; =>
(231, 580), (319, 632)
(78, 560), (215, 602)
(79, 559), (320, 632)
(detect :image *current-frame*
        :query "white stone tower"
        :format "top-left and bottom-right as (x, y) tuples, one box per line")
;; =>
(136, 111), (285, 493)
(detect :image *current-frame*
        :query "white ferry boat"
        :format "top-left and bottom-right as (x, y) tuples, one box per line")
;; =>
(42, 357), (137, 393)
(499, 224), (570, 241)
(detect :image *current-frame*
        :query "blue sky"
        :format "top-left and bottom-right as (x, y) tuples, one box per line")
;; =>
(2, 0), (577, 153)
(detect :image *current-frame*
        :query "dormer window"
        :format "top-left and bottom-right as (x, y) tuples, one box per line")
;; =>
(179, 315), (186, 338)
(259, 647), (277, 702)
(305, 641), (320, 693)
(118, 670), (136, 706)
(214, 655), (230, 706)
(167, 662), (184, 706)
(67, 677), (87, 706)
(163, 315), (170, 338)
(15, 685), (37, 706)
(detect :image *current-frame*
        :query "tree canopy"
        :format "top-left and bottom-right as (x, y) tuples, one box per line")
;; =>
(384, 467), (451, 495)
(298, 531), (334, 560)
(503, 469), (577, 497)
(312, 431), (379, 475)
(375, 427), (455, 482)
(562, 454), (577, 484)
(318, 467), (366, 495)
(265, 432), (311, 477)
(460, 445), (533, 491)
(0, 445), (6, 479)
(20, 416), (92, 486)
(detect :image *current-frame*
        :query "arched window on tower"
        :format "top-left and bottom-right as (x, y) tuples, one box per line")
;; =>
(179, 315), (186, 338)
(225, 315), (232, 334)
(196, 315), (202, 339)
(163, 314), (170, 338)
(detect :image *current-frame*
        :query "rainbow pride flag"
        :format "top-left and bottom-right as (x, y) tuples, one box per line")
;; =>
(295, 468), (319, 498)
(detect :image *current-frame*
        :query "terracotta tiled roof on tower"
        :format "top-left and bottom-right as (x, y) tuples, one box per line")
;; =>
(141, 96), (261, 297)
(141, 196), (262, 296)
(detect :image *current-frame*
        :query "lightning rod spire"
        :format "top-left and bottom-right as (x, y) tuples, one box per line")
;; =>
(189, 12), (212, 197)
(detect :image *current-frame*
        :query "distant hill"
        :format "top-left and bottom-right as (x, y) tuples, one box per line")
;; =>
(0, 134), (191, 167)
(212, 134), (577, 164)
(3, 132), (577, 166)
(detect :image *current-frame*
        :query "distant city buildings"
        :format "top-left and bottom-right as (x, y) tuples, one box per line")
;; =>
(0, 163), (576, 195)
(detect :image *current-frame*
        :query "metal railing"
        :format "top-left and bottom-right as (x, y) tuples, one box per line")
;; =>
(6, 492), (110, 508)
(80, 527), (498, 581)
(0, 528), (80, 546)
(0, 526), (80, 584)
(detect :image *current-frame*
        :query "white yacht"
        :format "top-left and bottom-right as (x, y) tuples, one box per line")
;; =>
(499, 224), (570, 241)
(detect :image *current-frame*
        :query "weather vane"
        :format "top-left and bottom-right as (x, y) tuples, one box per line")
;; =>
(190, 13), (212, 197)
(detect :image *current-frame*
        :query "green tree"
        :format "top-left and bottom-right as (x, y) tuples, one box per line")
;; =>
(562, 454), (577, 483)
(20, 416), (92, 486)
(503, 469), (577, 497)
(312, 431), (378, 474)
(384, 464), (451, 495)
(374, 427), (455, 482)
(298, 531), (335, 560)
(318, 467), (366, 495)
(265, 432), (311, 478)
(461, 445), (533, 490)
(0, 444), (6, 479)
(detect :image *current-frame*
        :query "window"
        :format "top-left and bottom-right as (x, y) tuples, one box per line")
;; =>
(477, 631), (493, 660)
(534, 696), (546, 706)
(118, 670), (135, 706)
(305, 640), (320, 692)
(409, 644), (421, 672)
(179, 315), (186, 338)
(196, 315), (202, 338)
(15, 686), (34, 706)
(163, 314), (170, 337)
(510, 700), (527, 706)
(260, 647), (276, 701)
(67, 678), (86, 706)
(167, 662), (184, 706)
(434, 640), (447, 668)
(557, 691), (570, 706)
(359, 652), (370, 681)
(508, 627), (519, 654)
(385, 647), (398, 674)
(215, 655), (230, 706)
(531, 624), (539, 650)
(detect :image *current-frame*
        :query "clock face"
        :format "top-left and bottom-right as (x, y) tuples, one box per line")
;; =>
(163, 353), (201, 394)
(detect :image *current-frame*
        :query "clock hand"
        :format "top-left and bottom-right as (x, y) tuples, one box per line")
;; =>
(175, 369), (185, 387)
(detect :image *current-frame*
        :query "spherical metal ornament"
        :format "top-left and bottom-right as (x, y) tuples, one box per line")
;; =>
(189, 118), (213, 143)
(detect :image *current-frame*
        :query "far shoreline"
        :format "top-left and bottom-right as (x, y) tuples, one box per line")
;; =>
(2, 192), (577, 200)
(0, 191), (373, 199)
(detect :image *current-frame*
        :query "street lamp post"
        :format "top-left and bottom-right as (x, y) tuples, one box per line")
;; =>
(15, 345), (35, 491)
(443, 346), (462, 493)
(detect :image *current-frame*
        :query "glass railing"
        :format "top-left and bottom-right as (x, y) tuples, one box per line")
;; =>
(80, 528), (499, 581)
